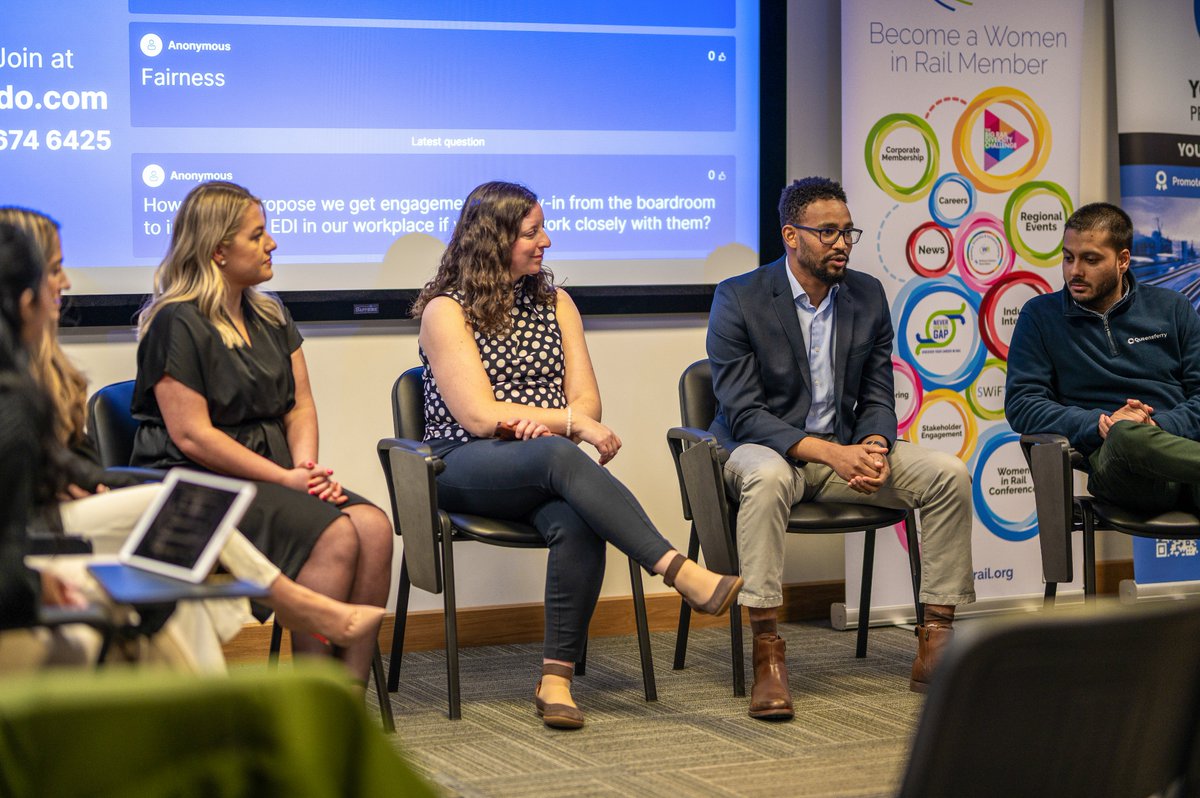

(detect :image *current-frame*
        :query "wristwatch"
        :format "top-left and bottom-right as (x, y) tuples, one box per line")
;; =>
(864, 439), (890, 453)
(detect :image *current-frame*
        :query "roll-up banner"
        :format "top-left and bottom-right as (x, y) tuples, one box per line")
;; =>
(1114, 0), (1200, 589)
(837, 0), (1086, 627)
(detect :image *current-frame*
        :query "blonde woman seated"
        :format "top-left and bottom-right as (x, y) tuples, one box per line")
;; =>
(0, 207), (382, 674)
(127, 182), (393, 682)
(413, 181), (743, 729)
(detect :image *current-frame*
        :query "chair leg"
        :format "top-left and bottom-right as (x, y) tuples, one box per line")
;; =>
(627, 556), (657, 702)
(673, 526), (701, 670)
(387, 556), (411, 692)
(440, 525), (461, 720)
(730, 601), (745, 697)
(904, 515), (924, 623)
(1044, 581), (1058, 608)
(371, 644), (395, 733)
(268, 619), (284, 669)
(1082, 522), (1097, 599)
(856, 529), (876, 659)
(576, 638), (587, 677)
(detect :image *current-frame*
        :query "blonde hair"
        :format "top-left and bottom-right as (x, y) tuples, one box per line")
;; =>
(138, 181), (284, 348)
(0, 207), (88, 446)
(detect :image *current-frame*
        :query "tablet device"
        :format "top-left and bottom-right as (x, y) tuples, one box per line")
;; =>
(117, 468), (257, 584)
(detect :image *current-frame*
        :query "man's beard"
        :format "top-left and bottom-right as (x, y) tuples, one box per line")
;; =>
(811, 256), (847, 286)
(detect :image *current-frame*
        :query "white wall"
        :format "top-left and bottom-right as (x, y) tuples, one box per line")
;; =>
(58, 0), (1127, 613)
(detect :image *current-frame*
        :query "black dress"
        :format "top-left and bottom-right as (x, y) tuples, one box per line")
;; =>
(130, 299), (368, 613)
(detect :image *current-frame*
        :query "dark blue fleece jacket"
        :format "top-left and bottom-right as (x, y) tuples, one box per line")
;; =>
(1005, 272), (1200, 456)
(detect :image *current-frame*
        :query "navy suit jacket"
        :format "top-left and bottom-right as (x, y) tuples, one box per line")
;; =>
(706, 257), (898, 459)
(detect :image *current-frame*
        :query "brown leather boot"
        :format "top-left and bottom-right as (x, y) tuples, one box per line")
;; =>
(909, 624), (954, 693)
(749, 633), (794, 720)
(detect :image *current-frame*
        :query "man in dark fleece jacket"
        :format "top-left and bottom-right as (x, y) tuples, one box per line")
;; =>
(1006, 202), (1200, 512)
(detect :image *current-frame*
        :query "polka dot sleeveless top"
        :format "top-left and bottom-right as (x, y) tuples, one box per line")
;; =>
(420, 282), (565, 450)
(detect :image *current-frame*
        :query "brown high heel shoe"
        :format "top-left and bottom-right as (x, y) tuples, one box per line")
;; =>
(662, 553), (744, 616)
(534, 663), (584, 730)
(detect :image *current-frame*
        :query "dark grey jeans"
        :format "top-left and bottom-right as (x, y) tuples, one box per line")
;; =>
(436, 435), (673, 662)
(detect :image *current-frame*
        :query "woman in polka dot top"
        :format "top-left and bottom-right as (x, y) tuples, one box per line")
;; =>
(412, 181), (742, 729)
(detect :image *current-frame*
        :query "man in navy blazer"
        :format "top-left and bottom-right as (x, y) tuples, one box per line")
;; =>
(707, 177), (975, 719)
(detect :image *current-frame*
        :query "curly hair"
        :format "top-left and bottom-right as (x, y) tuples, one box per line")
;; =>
(0, 207), (88, 446)
(138, 181), (285, 348)
(777, 177), (849, 228)
(411, 181), (556, 335)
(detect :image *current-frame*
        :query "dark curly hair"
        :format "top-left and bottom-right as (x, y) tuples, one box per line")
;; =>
(778, 177), (848, 228)
(412, 181), (556, 335)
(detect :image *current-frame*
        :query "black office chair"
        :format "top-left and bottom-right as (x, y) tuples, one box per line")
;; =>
(87, 380), (394, 732)
(898, 599), (1200, 798)
(667, 359), (922, 696)
(25, 532), (117, 665)
(1020, 433), (1200, 605)
(377, 366), (656, 719)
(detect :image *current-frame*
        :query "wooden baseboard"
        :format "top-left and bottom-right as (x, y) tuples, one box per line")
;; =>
(1096, 558), (1133, 595)
(223, 564), (1132, 665)
(222, 579), (845, 665)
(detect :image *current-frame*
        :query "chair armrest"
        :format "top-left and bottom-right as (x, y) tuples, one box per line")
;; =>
(667, 426), (717, 447)
(102, 467), (168, 487)
(37, 604), (112, 630)
(675, 434), (739, 575)
(27, 533), (93, 556)
(376, 438), (444, 594)
(666, 426), (717, 521)
(1019, 434), (1075, 583)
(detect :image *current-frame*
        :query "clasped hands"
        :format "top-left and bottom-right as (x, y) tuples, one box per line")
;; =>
(1099, 398), (1156, 439)
(286, 461), (348, 505)
(831, 440), (890, 495)
(495, 415), (621, 465)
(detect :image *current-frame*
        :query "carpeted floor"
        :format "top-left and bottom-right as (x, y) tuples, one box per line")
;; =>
(369, 621), (926, 797)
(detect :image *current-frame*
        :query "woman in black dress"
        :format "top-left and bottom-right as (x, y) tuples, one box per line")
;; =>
(131, 182), (392, 679)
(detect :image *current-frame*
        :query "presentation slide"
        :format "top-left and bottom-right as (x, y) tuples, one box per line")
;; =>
(1, 1), (760, 298)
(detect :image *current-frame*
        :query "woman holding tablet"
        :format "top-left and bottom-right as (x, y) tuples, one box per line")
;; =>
(0, 207), (385, 673)
(127, 182), (392, 681)
(413, 181), (742, 728)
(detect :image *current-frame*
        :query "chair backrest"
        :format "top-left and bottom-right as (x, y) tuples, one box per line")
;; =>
(86, 380), (138, 468)
(391, 366), (426, 440)
(898, 601), (1200, 798)
(679, 358), (717, 431)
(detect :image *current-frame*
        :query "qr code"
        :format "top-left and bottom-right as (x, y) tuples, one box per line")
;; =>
(1156, 539), (1199, 558)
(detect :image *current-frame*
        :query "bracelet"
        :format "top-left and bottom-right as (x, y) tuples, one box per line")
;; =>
(565, 405), (573, 438)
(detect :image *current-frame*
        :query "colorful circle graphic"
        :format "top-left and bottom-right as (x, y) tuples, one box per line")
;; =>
(952, 87), (1051, 194)
(1003, 181), (1074, 267)
(893, 355), (924, 433)
(970, 426), (1037, 541)
(979, 270), (1053, 359)
(906, 221), (955, 278)
(864, 113), (941, 202)
(895, 277), (986, 392)
(904, 389), (978, 460)
(928, 172), (976, 227)
(965, 358), (1008, 421)
(955, 213), (1015, 292)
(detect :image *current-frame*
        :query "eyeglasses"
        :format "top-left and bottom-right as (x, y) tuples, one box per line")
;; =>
(790, 225), (863, 246)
